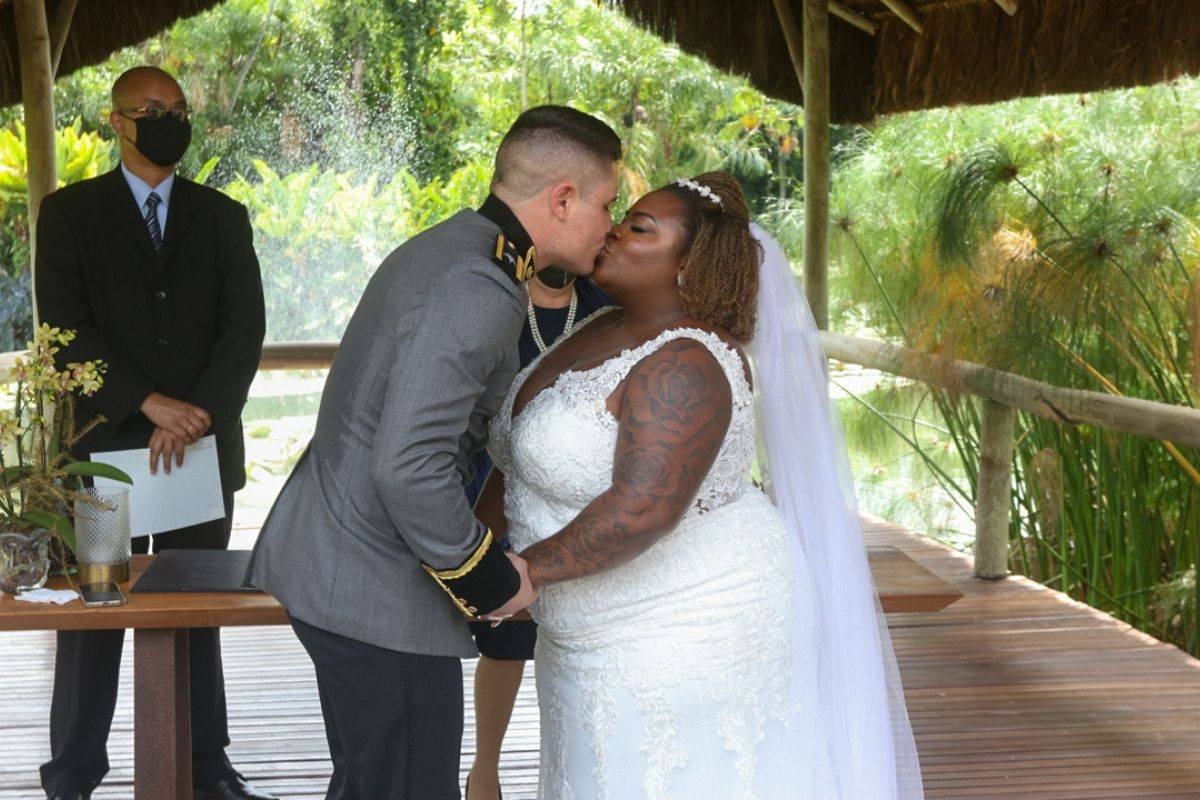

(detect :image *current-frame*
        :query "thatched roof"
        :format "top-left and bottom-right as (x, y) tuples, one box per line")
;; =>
(620, 0), (1200, 123)
(0, 0), (222, 107)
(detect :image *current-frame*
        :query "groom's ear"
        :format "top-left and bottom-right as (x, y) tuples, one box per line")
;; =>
(547, 180), (576, 221)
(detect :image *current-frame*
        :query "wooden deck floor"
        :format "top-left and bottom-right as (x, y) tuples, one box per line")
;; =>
(1, 516), (1199, 799)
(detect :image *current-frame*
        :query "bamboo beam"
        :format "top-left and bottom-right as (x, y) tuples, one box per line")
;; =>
(49, 0), (78, 76)
(879, 0), (924, 33)
(2, 343), (343, 373)
(803, 0), (831, 329)
(974, 399), (1015, 579)
(830, 1), (876, 35)
(258, 342), (339, 371)
(14, 0), (57, 331)
(991, 0), (1018, 15)
(819, 331), (1200, 448)
(771, 0), (804, 86)
(1192, 268), (1199, 395)
(13, 330), (1200, 444)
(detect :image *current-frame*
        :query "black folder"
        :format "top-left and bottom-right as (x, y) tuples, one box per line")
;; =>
(131, 549), (259, 593)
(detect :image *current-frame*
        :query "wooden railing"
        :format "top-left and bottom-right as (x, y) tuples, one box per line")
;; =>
(7, 336), (1200, 580)
(819, 332), (1200, 578)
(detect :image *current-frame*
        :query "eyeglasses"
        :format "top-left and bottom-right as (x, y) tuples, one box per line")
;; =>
(117, 103), (191, 122)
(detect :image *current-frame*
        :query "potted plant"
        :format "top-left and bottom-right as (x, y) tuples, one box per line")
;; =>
(0, 324), (132, 594)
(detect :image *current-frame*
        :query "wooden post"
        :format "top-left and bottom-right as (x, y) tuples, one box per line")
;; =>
(50, 0), (79, 76)
(975, 399), (1016, 579)
(14, 0), (58, 331)
(803, 0), (830, 330)
(1191, 267), (1199, 395)
(134, 628), (193, 799)
(879, 0), (925, 33)
(830, 1), (877, 35)
(772, 0), (804, 86)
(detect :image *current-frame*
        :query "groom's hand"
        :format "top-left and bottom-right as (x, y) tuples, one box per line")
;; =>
(483, 552), (537, 626)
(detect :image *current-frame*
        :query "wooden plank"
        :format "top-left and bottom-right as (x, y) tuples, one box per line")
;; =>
(0, 516), (1198, 797)
(0, 548), (950, 631)
(0, 555), (287, 631)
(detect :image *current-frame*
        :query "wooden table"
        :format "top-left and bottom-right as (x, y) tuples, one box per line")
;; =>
(0, 546), (958, 799)
(0, 554), (287, 800)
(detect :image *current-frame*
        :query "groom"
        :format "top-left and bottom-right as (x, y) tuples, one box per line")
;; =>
(247, 105), (620, 799)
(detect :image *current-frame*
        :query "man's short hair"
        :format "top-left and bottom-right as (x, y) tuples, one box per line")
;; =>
(492, 106), (622, 200)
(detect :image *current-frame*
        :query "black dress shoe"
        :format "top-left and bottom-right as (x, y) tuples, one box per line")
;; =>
(46, 792), (90, 800)
(193, 772), (278, 800)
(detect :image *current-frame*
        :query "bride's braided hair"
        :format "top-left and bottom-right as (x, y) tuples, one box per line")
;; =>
(666, 171), (759, 342)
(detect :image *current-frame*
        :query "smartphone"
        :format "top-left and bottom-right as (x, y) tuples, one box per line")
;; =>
(80, 582), (127, 608)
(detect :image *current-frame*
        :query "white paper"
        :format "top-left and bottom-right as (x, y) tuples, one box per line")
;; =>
(91, 435), (224, 537)
(14, 588), (80, 605)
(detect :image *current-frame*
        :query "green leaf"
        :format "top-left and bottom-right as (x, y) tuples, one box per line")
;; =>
(55, 517), (76, 552)
(195, 156), (221, 186)
(0, 465), (32, 486)
(19, 511), (75, 552)
(62, 461), (133, 484)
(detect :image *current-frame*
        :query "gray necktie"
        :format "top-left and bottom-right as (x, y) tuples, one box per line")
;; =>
(144, 191), (163, 251)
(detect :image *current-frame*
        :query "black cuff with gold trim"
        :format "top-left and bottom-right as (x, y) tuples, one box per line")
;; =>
(421, 529), (521, 618)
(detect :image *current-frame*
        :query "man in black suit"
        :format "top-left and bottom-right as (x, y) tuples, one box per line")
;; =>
(34, 66), (273, 800)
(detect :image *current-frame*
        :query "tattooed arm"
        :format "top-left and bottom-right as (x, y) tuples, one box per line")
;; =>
(521, 338), (733, 589)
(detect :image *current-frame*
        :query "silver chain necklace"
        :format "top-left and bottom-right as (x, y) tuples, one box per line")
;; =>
(528, 286), (578, 353)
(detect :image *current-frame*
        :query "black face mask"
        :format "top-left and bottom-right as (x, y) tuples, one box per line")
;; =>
(126, 115), (192, 167)
(537, 266), (576, 289)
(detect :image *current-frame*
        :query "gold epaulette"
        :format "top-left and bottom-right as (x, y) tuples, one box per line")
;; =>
(494, 234), (537, 284)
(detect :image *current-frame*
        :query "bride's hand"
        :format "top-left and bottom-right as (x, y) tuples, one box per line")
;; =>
(481, 552), (538, 626)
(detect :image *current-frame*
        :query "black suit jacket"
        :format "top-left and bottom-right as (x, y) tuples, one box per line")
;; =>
(34, 166), (266, 494)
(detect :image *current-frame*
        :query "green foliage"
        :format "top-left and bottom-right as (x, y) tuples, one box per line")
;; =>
(223, 158), (490, 339)
(0, 325), (132, 553)
(438, 1), (801, 211)
(0, 0), (804, 347)
(0, 121), (115, 350)
(834, 80), (1200, 653)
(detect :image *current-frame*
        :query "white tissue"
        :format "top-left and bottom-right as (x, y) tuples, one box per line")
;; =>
(14, 588), (80, 605)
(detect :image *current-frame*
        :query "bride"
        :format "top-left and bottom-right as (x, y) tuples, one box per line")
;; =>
(475, 172), (923, 799)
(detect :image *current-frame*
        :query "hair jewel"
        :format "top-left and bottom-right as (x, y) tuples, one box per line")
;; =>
(672, 177), (723, 207)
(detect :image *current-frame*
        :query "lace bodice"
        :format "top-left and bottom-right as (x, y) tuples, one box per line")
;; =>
(488, 307), (757, 530)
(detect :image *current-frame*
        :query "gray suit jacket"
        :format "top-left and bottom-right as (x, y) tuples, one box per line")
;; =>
(247, 209), (525, 657)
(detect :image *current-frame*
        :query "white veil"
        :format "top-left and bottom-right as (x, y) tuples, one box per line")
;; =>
(748, 223), (924, 798)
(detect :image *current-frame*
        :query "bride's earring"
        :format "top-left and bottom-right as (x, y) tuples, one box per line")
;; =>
(677, 272), (685, 287)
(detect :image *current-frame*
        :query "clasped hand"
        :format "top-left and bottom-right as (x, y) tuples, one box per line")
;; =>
(140, 392), (212, 474)
(475, 552), (538, 628)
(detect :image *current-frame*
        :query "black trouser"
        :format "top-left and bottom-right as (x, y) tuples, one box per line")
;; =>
(289, 615), (464, 800)
(40, 495), (236, 796)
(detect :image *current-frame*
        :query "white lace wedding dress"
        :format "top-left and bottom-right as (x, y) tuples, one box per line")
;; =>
(488, 308), (840, 800)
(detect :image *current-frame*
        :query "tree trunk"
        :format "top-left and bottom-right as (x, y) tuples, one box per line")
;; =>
(15, 0), (57, 330)
(802, 0), (830, 330)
